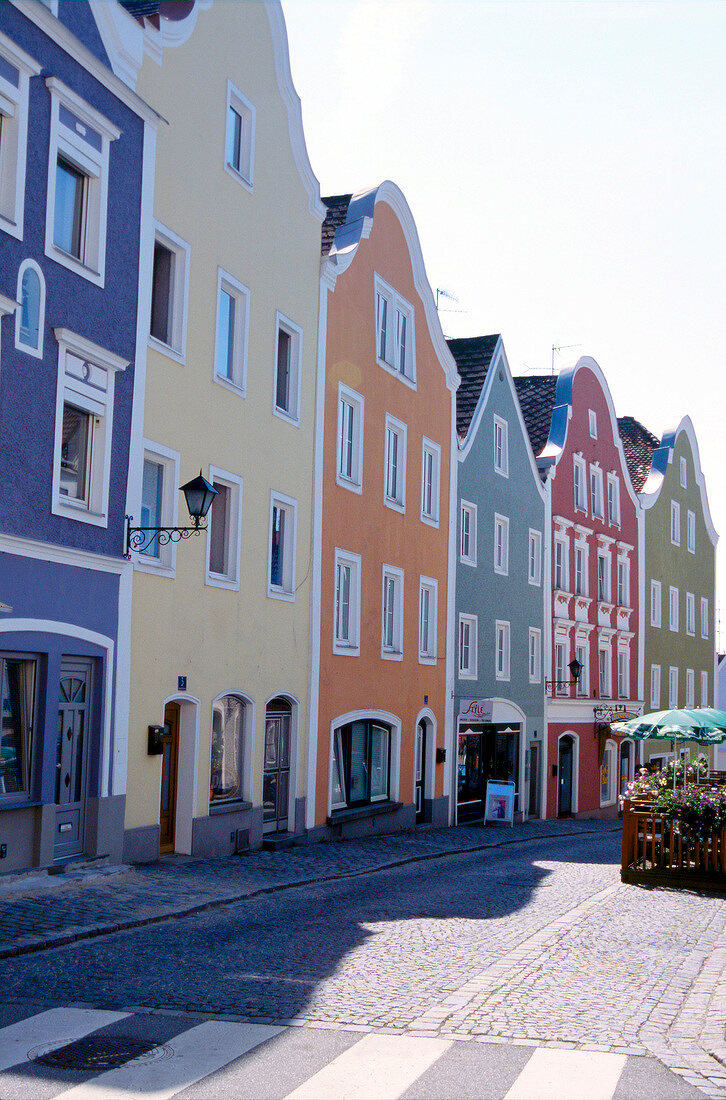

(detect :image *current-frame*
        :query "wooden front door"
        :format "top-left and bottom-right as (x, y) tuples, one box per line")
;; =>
(263, 700), (291, 834)
(160, 702), (179, 852)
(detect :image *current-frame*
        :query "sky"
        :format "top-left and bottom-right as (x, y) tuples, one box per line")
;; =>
(281, 0), (726, 648)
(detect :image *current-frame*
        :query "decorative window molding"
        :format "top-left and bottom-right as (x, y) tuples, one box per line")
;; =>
(589, 409), (597, 439)
(458, 614), (477, 680)
(51, 327), (128, 527)
(651, 579), (662, 628)
(225, 80), (255, 190)
(149, 222), (190, 363)
(418, 576), (438, 664)
(460, 500), (477, 566)
(670, 500), (681, 546)
(597, 551), (611, 603)
(685, 592), (695, 637)
(273, 311), (302, 424)
(15, 259), (45, 358)
(607, 473), (620, 527)
(383, 414), (407, 512)
(135, 439), (180, 576)
(617, 558), (630, 608)
(214, 268), (250, 395)
(44, 77), (120, 287)
(669, 586), (679, 632)
(529, 628), (541, 683)
(375, 274), (415, 385)
(0, 32), (40, 241)
(669, 666), (678, 708)
(618, 648), (629, 699)
(333, 548), (361, 655)
(574, 543), (588, 597)
(495, 620), (511, 681)
(381, 564), (404, 660)
(590, 465), (604, 520)
(337, 383), (364, 493)
(650, 664), (661, 710)
(554, 536), (568, 592)
(687, 510), (695, 554)
(598, 644), (612, 699)
(420, 437), (440, 526)
(701, 597), (709, 640)
(493, 513), (509, 576)
(493, 415), (509, 477)
(686, 668), (695, 709)
(573, 455), (587, 513)
(268, 491), (297, 601)
(528, 529), (542, 586)
(205, 466), (243, 590)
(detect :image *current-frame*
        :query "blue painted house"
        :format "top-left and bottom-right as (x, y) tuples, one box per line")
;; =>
(0, 0), (157, 871)
(448, 336), (548, 822)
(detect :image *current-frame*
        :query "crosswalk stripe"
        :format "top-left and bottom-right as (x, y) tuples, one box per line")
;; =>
(504, 1048), (628, 1100)
(52, 1020), (282, 1100)
(0, 1008), (129, 1074)
(285, 1033), (453, 1100)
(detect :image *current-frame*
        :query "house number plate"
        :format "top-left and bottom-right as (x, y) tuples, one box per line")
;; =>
(58, 823), (73, 833)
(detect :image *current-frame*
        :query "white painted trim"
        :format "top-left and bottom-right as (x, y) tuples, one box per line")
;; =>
(14, 259), (45, 358)
(204, 465), (243, 591)
(557, 730), (580, 816)
(213, 266), (250, 396)
(134, 439), (180, 577)
(326, 708), (402, 817)
(272, 310), (303, 425)
(0, 532), (127, 574)
(413, 707), (437, 810)
(224, 79), (255, 192)
(267, 489), (298, 601)
(210, 689), (256, 808)
(160, 693), (200, 854)
(0, 29), (40, 242)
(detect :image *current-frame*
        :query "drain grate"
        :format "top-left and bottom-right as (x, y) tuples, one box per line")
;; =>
(32, 1036), (162, 1071)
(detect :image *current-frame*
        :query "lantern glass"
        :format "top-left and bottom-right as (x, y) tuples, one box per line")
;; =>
(568, 658), (583, 683)
(180, 471), (218, 525)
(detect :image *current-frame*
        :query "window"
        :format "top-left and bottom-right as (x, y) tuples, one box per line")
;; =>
(332, 720), (391, 809)
(555, 642), (568, 696)
(576, 643), (588, 696)
(680, 456), (687, 488)
(590, 466), (604, 519)
(460, 501), (477, 566)
(573, 456), (587, 512)
(0, 653), (36, 798)
(671, 501), (680, 546)
(384, 415), (406, 511)
(669, 667), (678, 709)
(701, 670), (709, 708)
(419, 577), (438, 663)
(599, 647), (611, 699)
(15, 259), (45, 357)
(617, 559), (629, 607)
(45, 77), (119, 285)
(686, 592), (695, 637)
(274, 313), (302, 422)
(554, 537), (568, 591)
(529, 628), (541, 683)
(493, 416), (509, 477)
(651, 665), (661, 710)
(52, 328), (127, 526)
(687, 510), (695, 554)
(651, 580), (662, 627)
(686, 668), (695, 709)
(601, 744), (614, 805)
(495, 621), (511, 680)
(607, 474), (620, 527)
(333, 549), (361, 655)
(589, 410), (597, 439)
(574, 545), (587, 596)
(618, 650), (629, 699)
(458, 614), (477, 679)
(210, 695), (246, 803)
(420, 439), (440, 525)
(268, 493), (297, 600)
(381, 565), (404, 658)
(136, 441), (180, 573)
(214, 269), (250, 392)
(701, 598), (709, 639)
(337, 384), (364, 492)
(494, 514), (509, 575)
(206, 468), (242, 589)
(597, 552), (610, 602)
(225, 80), (255, 188)
(375, 275), (415, 383)
(669, 587), (679, 632)
(528, 530), (542, 586)
(149, 223), (190, 360)
(0, 35), (40, 240)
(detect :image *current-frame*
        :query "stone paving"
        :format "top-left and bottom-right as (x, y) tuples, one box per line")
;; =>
(1, 820), (726, 1097)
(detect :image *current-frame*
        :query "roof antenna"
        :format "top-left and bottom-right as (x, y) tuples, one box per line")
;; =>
(551, 343), (581, 375)
(436, 287), (460, 311)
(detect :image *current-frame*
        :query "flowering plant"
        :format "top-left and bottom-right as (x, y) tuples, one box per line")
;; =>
(625, 761), (726, 839)
(625, 759), (708, 800)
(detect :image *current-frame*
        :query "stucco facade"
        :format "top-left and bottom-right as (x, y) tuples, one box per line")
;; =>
(123, 0), (324, 859)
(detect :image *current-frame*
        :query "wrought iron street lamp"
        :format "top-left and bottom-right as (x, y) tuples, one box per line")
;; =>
(125, 470), (218, 558)
(546, 658), (583, 694)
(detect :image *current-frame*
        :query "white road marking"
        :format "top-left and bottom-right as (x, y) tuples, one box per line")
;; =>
(53, 1020), (282, 1100)
(0, 1008), (128, 1073)
(285, 1032), (453, 1100)
(504, 1048), (627, 1100)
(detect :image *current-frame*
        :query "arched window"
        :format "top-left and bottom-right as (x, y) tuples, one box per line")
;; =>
(210, 695), (245, 802)
(15, 260), (45, 357)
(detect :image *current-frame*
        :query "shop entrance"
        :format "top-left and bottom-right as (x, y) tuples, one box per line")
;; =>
(457, 724), (519, 822)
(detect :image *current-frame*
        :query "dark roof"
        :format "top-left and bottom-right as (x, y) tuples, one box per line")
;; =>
(321, 194), (352, 256)
(446, 336), (499, 437)
(617, 415), (660, 492)
(513, 375), (559, 457)
(117, 1), (195, 27)
(118, 0), (162, 22)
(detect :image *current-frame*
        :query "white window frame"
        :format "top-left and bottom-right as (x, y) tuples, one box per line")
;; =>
(224, 79), (255, 190)
(333, 548), (361, 656)
(51, 327), (127, 527)
(701, 670), (709, 708)
(573, 455), (587, 513)
(617, 558), (630, 608)
(597, 551), (611, 603)
(213, 268), (250, 395)
(599, 645), (612, 699)
(0, 32), (40, 241)
(493, 415), (509, 477)
(686, 668), (695, 709)
(375, 274), (416, 385)
(205, 466), (243, 591)
(554, 536), (568, 592)
(460, 501), (477, 566)
(528, 529), (542, 586)
(458, 614), (477, 680)
(381, 564), (404, 660)
(669, 586), (679, 632)
(148, 221), (190, 363)
(418, 576), (438, 665)
(574, 543), (588, 597)
(651, 579), (662, 628)
(336, 383), (364, 493)
(493, 513), (509, 576)
(607, 473), (620, 527)
(44, 77), (119, 287)
(420, 437), (441, 526)
(685, 592), (695, 637)
(15, 258), (45, 359)
(555, 641), (568, 696)
(493, 620), (509, 682)
(687, 510), (695, 554)
(680, 456), (687, 488)
(268, 491), (297, 601)
(383, 414), (407, 512)
(590, 465), (604, 520)
(529, 628), (541, 684)
(671, 500), (681, 546)
(589, 409), (597, 439)
(273, 311), (303, 424)
(669, 666), (679, 709)
(618, 648), (629, 699)
(576, 641), (589, 697)
(135, 439), (180, 576)
(701, 597), (709, 639)
(651, 664), (661, 710)
(600, 740), (616, 807)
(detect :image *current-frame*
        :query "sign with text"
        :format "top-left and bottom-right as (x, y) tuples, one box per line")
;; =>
(485, 780), (515, 826)
(458, 698), (494, 723)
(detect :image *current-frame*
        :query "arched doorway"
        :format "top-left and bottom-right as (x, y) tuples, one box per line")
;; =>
(159, 701), (180, 852)
(415, 719), (428, 824)
(263, 697), (291, 834)
(558, 735), (575, 817)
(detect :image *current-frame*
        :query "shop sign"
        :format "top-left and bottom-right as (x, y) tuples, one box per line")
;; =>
(459, 698), (493, 722)
(594, 704), (642, 725)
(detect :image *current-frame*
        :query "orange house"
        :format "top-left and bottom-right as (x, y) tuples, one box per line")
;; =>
(308, 183), (459, 840)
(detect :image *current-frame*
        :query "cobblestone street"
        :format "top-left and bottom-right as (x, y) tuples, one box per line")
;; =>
(1, 823), (725, 1096)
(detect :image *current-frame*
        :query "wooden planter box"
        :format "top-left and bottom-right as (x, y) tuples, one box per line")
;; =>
(621, 797), (726, 891)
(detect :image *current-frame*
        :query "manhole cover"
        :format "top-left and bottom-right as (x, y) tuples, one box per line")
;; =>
(30, 1036), (169, 1071)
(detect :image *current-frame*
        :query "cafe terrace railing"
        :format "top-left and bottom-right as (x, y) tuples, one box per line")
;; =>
(621, 786), (726, 891)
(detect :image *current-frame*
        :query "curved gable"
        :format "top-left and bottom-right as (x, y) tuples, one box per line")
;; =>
(643, 416), (718, 545)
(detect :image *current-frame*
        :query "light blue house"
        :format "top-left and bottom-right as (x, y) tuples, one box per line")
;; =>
(448, 336), (548, 822)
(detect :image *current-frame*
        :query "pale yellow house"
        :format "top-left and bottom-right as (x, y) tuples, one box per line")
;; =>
(121, 0), (324, 858)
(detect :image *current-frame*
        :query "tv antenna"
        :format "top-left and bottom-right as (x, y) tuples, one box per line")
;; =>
(436, 287), (463, 313)
(551, 343), (581, 375)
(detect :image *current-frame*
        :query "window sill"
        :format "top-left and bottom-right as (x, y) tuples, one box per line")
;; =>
(421, 513), (439, 529)
(333, 643), (360, 657)
(376, 356), (416, 390)
(273, 406), (300, 428)
(336, 475), (363, 495)
(224, 162), (253, 193)
(52, 500), (109, 528)
(148, 335), (186, 366)
(214, 373), (246, 398)
(328, 801), (403, 825)
(47, 243), (103, 287)
(209, 799), (252, 816)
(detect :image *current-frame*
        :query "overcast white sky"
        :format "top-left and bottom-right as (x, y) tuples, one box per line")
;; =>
(281, 0), (726, 648)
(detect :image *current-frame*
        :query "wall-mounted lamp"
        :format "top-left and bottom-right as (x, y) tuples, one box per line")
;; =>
(125, 470), (218, 559)
(545, 658), (583, 695)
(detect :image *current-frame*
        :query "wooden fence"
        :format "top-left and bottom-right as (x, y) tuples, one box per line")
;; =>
(621, 798), (726, 891)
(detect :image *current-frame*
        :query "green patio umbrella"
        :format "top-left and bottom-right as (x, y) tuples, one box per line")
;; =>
(611, 708), (726, 791)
